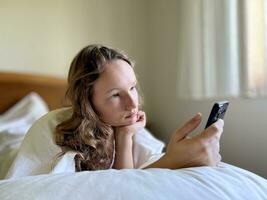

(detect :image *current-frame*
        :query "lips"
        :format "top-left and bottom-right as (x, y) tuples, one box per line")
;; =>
(125, 112), (137, 119)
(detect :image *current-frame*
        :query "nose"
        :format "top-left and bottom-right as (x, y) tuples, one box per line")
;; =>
(125, 93), (137, 111)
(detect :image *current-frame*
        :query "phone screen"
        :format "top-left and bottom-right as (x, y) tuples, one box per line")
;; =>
(205, 101), (229, 129)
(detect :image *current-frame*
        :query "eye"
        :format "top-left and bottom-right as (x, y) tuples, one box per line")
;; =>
(130, 86), (136, 91)
(111, 93), (120, 98)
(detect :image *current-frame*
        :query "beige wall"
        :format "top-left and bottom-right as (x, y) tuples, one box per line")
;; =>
(0, 0), (148, 79)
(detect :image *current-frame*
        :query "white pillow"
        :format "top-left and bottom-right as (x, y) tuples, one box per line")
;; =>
(0, 92), (49, 179)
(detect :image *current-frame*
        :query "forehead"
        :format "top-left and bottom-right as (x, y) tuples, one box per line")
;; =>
(93, 59), (136, 92)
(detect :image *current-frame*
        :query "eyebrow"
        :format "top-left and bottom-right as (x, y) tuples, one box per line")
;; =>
(106, 80), (137, 94)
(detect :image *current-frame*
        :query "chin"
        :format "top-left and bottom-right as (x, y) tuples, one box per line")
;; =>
(122, 121), (136, 126)
(108, 115), (138, 127)
(110, 119), (137, 127)
(115, 121), (136, 127)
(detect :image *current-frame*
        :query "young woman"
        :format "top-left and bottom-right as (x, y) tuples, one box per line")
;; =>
(6, 44), (223, 178)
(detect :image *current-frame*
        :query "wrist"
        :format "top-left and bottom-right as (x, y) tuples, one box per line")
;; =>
(115, 132), (133, 146)
(160, 154), (175, 169)
(113, 131), (134, 169)
(144, 153), (184, 170)
(143, 154), (170, 169)
(115, 130), (134, 141)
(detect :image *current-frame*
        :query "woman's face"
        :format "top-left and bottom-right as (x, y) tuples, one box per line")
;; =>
(92, 59), (139, 126)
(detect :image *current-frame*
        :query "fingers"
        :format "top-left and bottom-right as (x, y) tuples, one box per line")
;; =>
(172, 113), (202, 142)
(196, 120), (223, 167)
(202, 119), (224, 140)
(115, 111), (146, 135)
(137, 110), (145, 120)
(217, 154), (222, 163)
(137, 110), (146, 121)
(136, 110), (146, 127)
(212, 142), (221, 165)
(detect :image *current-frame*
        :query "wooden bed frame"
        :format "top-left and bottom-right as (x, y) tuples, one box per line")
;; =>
(0, 72), (68, 114)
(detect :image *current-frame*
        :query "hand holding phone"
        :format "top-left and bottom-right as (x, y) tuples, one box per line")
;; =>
(205, 101), (229, 129)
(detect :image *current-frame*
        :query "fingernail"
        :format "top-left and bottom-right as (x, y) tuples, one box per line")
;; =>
(217, 119), (224, 127)
(194, 113), (201, 120)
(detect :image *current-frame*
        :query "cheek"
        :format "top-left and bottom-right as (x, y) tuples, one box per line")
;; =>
(133, 90), (139, 105)
(96, 101), (122, 123)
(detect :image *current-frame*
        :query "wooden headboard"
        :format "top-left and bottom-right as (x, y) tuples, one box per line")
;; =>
(0, 72), (68, 114)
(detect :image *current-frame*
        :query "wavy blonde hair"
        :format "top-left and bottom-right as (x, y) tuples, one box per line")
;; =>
(55, 44), (135, 171)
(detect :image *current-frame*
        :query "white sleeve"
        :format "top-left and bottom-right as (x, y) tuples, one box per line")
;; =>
(132, 128), (165, 169)
(51, 151), (77, 174)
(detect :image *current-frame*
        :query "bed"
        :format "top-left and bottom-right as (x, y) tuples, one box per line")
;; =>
(0, 72), (267, 200)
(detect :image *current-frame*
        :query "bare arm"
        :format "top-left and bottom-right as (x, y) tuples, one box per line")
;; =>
(113, 111), (146, 169)
(113, 133), (134, 169)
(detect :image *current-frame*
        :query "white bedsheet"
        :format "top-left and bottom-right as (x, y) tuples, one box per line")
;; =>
(0, 162), (266, 200)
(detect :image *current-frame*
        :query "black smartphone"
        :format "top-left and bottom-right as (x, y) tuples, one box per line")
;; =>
(205, 101), (229, 129)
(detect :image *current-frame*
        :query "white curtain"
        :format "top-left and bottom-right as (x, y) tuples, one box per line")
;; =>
(242, 0), (267, 97)
(177, 0), (267, 99)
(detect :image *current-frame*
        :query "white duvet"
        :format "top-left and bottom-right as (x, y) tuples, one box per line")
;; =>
(0, 162), (267, 200)
(1, 93), (267, 200)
